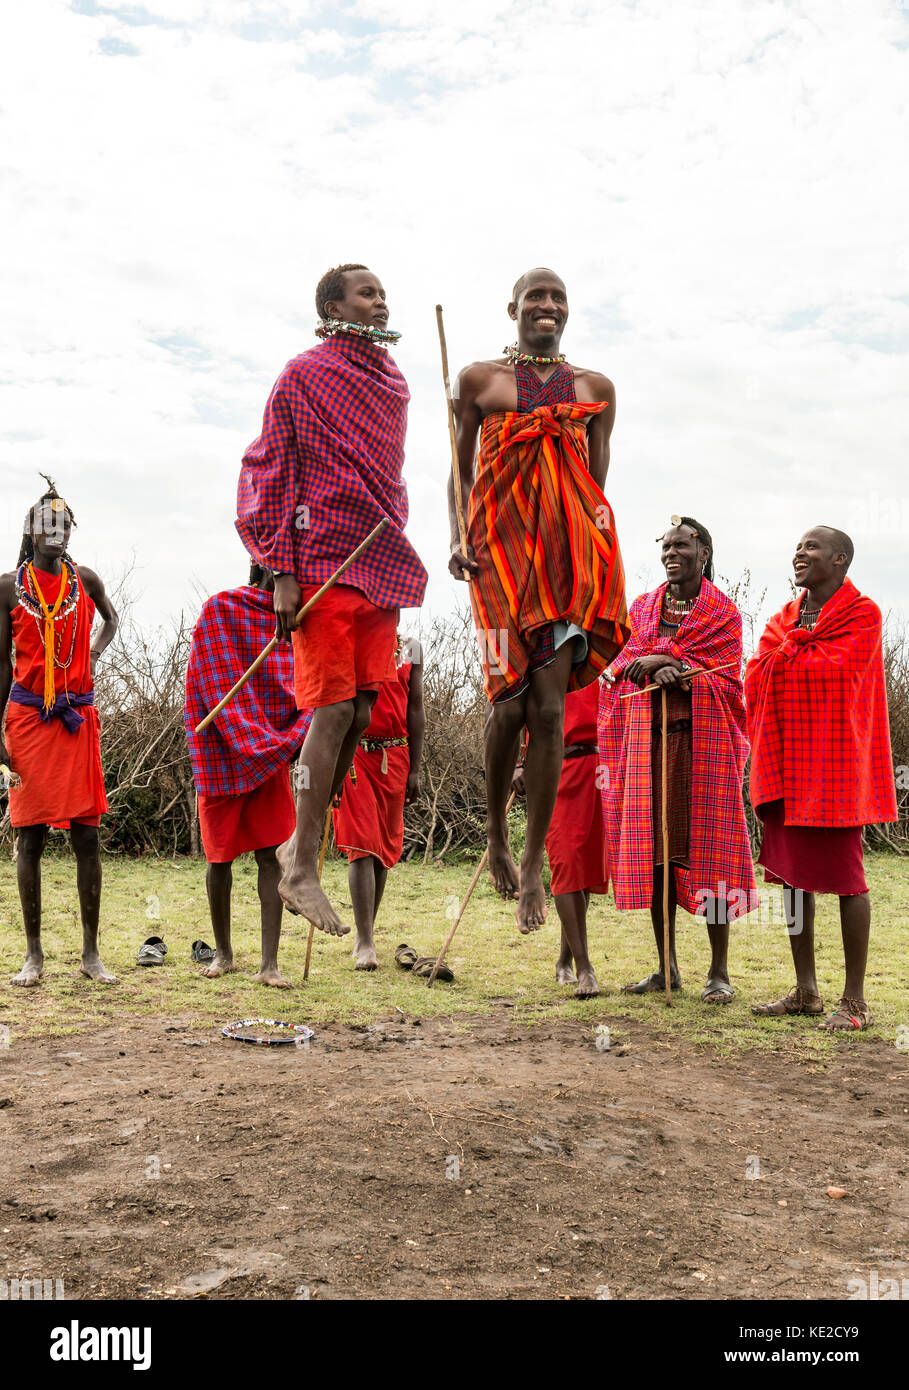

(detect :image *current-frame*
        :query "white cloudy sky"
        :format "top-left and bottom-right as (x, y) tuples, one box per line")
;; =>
(2, 0), (908, 648)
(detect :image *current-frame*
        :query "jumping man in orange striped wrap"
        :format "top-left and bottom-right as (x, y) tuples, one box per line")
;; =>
(448, 269), (628, 933)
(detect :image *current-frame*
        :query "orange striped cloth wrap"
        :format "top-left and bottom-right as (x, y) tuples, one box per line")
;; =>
(467, 402), (629, 702)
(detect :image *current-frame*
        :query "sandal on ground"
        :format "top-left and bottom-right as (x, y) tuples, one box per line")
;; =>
(394, 943), (419, 971)
(622, 971), (682, 995)
(701, 978), (735, 1004)
(751, 985), (823, 1017)
(409, 956), (454, 983)
(191, 940), (216, 964)
(817, 996), (874, 1031)
(137, 936), (167, 967)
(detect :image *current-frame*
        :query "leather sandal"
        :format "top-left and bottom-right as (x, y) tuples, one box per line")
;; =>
(751, 985), (823, 1017)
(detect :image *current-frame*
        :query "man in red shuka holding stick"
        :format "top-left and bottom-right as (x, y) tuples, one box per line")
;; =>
(236, 264), (427, 941)
(747, 527), (897, 1031)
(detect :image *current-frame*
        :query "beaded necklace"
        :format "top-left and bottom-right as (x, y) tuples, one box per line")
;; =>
(15, 561), (80, 710)
(799, 605), (821, 630)
(662, 591), (696, 620)
(315, 319), (401, 347)
(504, 343), (566, 366)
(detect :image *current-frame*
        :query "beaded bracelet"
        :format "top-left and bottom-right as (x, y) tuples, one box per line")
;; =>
(221, 1018), (314, 1047)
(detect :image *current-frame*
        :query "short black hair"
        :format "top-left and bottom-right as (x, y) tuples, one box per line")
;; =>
(677, 515), (714, 581)
(511, 267), (564, 302)
(315, 263), (368, 321)
(816, 525), (854, 571)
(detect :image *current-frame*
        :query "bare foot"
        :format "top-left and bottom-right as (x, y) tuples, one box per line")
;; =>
(487, 833), (520, 900)
(516, 858), (547, 934)
(254, 965), (292, 988)
(79, 954), (117, 984)
(353, 936), (378, 971)
(202, 954), (238, 979)
(556, 957), (578, 986)
(574, 966), (600, 999)
(276, 838), (350, 936)
(11, 954), (43, 987)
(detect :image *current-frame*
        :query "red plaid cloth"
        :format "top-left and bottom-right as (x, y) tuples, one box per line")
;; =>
(745, 578), (897, 827)
(184, 586), (312, 797)
(236, 334), (427, 611)
(598, 580), (757, 919)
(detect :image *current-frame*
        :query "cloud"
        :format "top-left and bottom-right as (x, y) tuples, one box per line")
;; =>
(0, 0), (907, 643)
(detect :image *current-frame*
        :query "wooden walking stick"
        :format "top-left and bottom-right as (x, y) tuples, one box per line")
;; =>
(426, 791), (516, 988)
(303, 807), (333, 982)
(660, 687), (672, 1007)
(194, 518), (390, 733)
(436, 305), (471, 583)
(619, 661), (737, 700)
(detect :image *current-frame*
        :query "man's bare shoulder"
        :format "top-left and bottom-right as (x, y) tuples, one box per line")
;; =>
(457, 358), (512, 385)
(569, 365), (615, 399)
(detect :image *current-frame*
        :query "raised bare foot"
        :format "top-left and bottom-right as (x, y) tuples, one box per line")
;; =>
(516, 859), (547, 934)
(254, 964), (292, 988)
(353, 936), (378, 971)
(574, 966), (600, 999)
(79, 954), (117, 984)
(556, 957), (578, 986)
(487, 833), (520, 900)
(202, 954), (238, 979)
(276, 838), (350, 936)
(11, 954), (43, 987)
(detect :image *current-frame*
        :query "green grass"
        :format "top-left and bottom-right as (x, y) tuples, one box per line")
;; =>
(0, 848), (907, 1056)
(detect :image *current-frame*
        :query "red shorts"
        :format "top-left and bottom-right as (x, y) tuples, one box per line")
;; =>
(198, 763), (296, 864)
(292, 584), (397, 709)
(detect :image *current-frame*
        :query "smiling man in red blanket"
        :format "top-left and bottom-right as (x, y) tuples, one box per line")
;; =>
(184, 564), (313, 987)
(598, 517), (757, 1004)
(747, 527), (896, 1031)
(236, 264), (427, 941)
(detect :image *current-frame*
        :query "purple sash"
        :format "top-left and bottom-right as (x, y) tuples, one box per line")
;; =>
(9, 682), (94, 734)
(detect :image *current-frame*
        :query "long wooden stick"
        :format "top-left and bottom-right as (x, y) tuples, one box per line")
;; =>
(426, 791), (516, 988)
(303, 807), (333, 982)
(436, 305), (470, 582)
(661, 687), (671, 1007)
(619, 661), (736, 700)
(194, 518), (390, 733)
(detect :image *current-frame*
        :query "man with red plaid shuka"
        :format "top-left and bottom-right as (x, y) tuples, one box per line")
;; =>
(184, 565), (313, 987)
(236, 265), (427, 939)
(598, 518), (757, 1005)
(747, 527), (896, 1032)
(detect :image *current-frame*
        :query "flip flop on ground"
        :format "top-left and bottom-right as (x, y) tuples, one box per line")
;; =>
(191, 940), (216, 964)
(136, 936), (167, 967)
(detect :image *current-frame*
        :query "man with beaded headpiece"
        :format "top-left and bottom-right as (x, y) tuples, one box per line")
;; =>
(597, 517), (757, 1003)
(0, 477), (119, 985)
(236, 265), (427, 940)
(448, 268), (628, 933)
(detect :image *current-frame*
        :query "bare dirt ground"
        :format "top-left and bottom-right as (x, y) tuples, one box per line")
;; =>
(1, 1007), (907, 1301)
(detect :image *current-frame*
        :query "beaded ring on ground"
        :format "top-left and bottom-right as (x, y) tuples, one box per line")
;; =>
(221, 1018), (315, 1047)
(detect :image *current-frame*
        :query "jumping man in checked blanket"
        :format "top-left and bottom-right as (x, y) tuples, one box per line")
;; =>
(184, 564), (313, 987)
(237, 265), (427, 939)
(449, 268), (628, 933)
